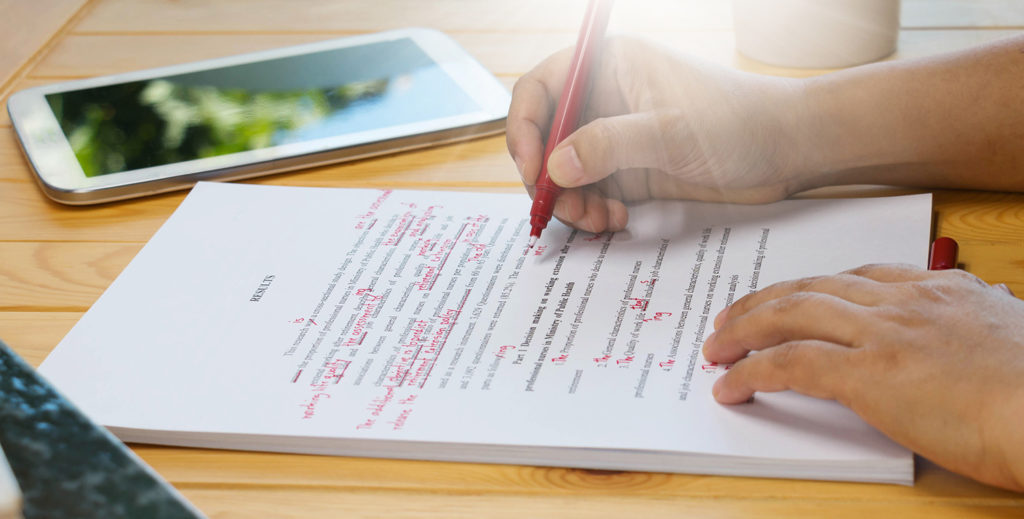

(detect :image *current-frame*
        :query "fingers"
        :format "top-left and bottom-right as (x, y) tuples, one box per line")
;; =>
(551, 187), (629, 233)
(547, 110), (688, 188)
(714, 263), (939, 331)
(993, 283), (1015, 296)
(507, 48), (574, 185)
(840, 263), (932, 283)
(714, 274), (890, 331)
(704, 292), (874, 363)
(712, 340), (851, 404)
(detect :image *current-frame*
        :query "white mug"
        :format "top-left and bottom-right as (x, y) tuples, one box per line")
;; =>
(732, 0), (900, 68)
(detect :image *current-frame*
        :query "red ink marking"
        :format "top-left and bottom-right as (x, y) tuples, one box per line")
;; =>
(414, 265), (438, 291)
(347, 291), (382, 343)
(353, 190), (392, 229)
(383, 210), (415, 247)
(406, 289), (471, 388)
(300, 392), (330, 420)
(387, 320), (428, 386)
(416, 223), (468, 291)
(409, 206), (440, 238)
(551, 354), (569, 365)
(533, 245), (548, 256)
(701, 362), (732, 374)
(390, 408), (413, 430)
(616, 355), (635, 366)
(593, 354), (611, 366)
(291, 369), (303, 383)
(629, 298), (649, 311)
(416, 238), (435, 258)
(585, 233), (603, 242)
(496, 345), (515, 358)
(459, 215), (487, 244)
(465, 242), (487, 263)
(366, 386), (396, 418)
(659, 359), (676, 369)
(643, 311), (672, 323)
(327, 359), (350, 384)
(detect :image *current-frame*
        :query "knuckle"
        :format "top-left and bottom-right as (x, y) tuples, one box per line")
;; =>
(766, 292), (818, 316)
(943, 268), (988, 288)
(844, 263), (888, 276)
(905, 279), (962, 306)
(768, 343), (802, 370)
(793, 275), (829, 292)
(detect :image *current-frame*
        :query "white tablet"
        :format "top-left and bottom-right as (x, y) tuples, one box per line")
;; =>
(8, 28), (510, 204)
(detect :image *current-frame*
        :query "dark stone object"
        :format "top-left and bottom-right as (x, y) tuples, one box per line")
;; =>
(0, 339), (205, 519)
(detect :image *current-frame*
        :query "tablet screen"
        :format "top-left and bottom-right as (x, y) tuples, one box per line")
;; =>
(44, 38), (480, 177)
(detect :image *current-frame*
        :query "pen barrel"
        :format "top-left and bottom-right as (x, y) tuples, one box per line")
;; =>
(928, 236), (959, 270)
(529, 181), (563, 232)
(545, 0), (613, 150)
(528, 0), (612, 240)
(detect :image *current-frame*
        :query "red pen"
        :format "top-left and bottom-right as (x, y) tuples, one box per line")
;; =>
(928, 236), (958, 270)
(527, 0), (614, 248)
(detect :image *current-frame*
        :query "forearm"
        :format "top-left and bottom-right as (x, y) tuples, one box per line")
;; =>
(793, 35), (1024, 191)
(988, 386), (1024, 492)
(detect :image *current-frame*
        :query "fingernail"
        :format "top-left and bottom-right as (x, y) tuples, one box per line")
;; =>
(702, 331), (716, 358)
(547, 144), (585, 186)
(712, 376), (724, 399)
(713, 306), (730, 330)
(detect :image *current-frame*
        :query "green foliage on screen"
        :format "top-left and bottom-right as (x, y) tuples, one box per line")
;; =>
(46, 78), (388, 177)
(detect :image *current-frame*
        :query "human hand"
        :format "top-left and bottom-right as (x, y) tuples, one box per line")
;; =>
(702, 264), (1024, 491)
(506, 37), (819, 233)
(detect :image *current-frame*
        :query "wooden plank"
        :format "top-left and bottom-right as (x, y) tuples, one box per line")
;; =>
(175, 487), (1024, 519)
(26, 32), (578, 79)
(0, 130), (519, 242)
(0, 0), (87, 90)
(28, 30), (1022, 85)
(0, 312), (81, 367)
(0, 242), (141, 310)
(70, 0), (1024, 34)
(130, 447), (1020, 502)
(74, 0), (734, 34)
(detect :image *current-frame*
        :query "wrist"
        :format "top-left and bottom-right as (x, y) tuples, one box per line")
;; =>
(793, 70), (907, 181)
(987, 386), (1024, 492)
(768, 76), (841, 194)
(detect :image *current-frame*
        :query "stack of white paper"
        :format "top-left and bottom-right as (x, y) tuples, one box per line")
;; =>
(40, 182), (932, 485)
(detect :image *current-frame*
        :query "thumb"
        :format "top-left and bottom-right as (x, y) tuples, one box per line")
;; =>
(547, 110), (686, 188)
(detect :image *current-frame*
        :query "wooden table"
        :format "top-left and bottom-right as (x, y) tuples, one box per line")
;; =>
(2, 1), (1022, 517)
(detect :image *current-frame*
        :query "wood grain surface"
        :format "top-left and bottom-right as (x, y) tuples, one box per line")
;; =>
(1, 1), (1021, 517)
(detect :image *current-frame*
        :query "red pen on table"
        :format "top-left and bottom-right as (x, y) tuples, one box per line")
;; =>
(929, 236), (958, 270)
(527, 0), (614, 248)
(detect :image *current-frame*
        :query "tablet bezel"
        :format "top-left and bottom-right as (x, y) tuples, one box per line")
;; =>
(7, 28), (510, 204)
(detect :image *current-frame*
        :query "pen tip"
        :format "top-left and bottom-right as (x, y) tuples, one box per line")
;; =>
(527, 236), (537, 248)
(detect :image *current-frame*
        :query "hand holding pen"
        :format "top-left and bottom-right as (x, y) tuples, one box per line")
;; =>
(526, 0), (614, 247)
